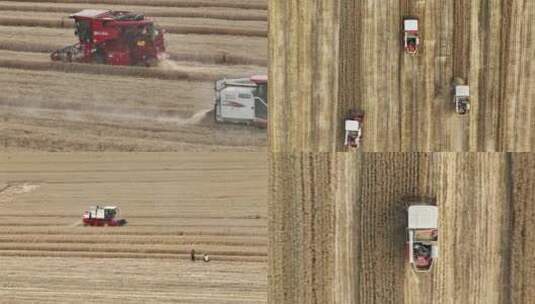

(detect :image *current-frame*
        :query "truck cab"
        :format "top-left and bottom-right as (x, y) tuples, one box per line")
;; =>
(214, 75), (267, 127)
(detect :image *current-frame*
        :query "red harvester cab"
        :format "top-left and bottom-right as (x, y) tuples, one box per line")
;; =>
(82, 205), (127, 226)
(51, 9), (166, 66)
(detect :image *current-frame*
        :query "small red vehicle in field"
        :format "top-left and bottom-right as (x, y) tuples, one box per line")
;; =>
(82, 206), (127, 227)
(51, 9), (166, 66)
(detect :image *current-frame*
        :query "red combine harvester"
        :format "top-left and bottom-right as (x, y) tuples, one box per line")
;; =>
(82, 206), (127, 226)
(51, 9), (166, 66)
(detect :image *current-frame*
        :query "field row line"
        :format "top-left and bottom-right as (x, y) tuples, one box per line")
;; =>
(0, 249), (267, 262)
(0, 230), (268, 237)
(0, 0), (268, 10)
(0, 41), (267, 66)
(0, 58), (227, 82)
(0, 238), (268, 247)
(0, 244), (267, 256)
(0, 5), (267, 21)
(0, 214), (264, 220)
(0, 17), (267, 37)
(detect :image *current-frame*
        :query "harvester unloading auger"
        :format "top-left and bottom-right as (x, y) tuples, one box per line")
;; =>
(51, 9), (166, 66)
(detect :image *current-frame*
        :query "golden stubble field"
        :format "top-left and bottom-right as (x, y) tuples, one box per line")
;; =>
(0, 0), (268, 151)
(270, 0), (534, 152)
(0, 153), (267, 303)
(269, 153), (535, 304)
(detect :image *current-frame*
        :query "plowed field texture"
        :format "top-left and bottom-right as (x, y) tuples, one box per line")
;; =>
(0, 0), (267, 151)
(0, 153), (267, 303)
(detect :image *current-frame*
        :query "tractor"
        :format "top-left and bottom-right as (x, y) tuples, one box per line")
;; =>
(403, 18), (420, 55)
(344, 109), (364, 149)
(214, 75), (267, 128)
(407, 204), (438, 272)
(82, 205), (127, 226)
(51, 9), (166, 66)
(453, 78), (470, 115)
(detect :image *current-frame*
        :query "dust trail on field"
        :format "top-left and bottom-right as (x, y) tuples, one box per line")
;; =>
(0, 183), (40, 204)
(176, 108), (214, 125)
(70, 220), (83, 227)
(1, 103), (211, 127)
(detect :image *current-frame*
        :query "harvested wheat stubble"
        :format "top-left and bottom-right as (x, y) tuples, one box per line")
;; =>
(0, 25), (268, 62)
(0, 39), (268, 65)
(271, 0), (535, 152)
(0, 234), (268, 247)
(1, 257), (267, 304)
(0, 0), (268, 10)
(270, 153), (535, 304)
(0, 153), (267, 303)
(0, 17), (268, 36)
(0, 57), (227, 81)
(0, 3), (268, 21)
(0, 250), (267, 262)
(0, 10), (268, 30)
(510, 154), (535, 303)
(0, 242), (267, 257)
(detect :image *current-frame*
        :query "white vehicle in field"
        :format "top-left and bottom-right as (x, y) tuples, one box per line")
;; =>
(214, 75), (267, 128)
(344, 109), (364, 149)
(407, 204), (438, 272)
(403, 18), (419, 54)
(453, 78), (470, 115)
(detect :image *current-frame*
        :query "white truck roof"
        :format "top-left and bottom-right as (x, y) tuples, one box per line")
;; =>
(345, 120), (360, 131)
(404, 19), (418, 31)
(455, 85), (470, 97)
(70, 9), (110, 18)
(408, 205), (438, 229)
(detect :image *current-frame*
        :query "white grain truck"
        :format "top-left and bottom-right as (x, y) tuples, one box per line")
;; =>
(214, 75), (267, 128)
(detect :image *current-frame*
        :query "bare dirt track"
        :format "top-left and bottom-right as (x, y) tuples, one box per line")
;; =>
(0, 0), (267, 151)
(270, 0), (534, 152)
(0, 153), (267, 303)
(269, 153), (535, 304)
